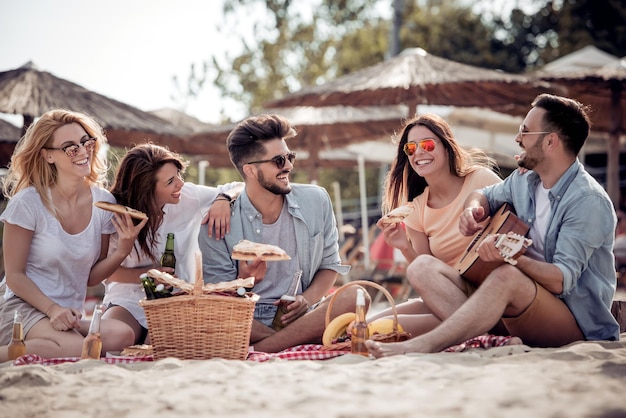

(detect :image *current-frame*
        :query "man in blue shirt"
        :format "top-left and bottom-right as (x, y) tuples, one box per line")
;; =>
(199, 114), (353, 353)
(367, 94), (619, 357)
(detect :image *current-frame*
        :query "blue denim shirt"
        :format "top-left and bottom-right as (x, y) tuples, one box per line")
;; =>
(481, 160), (619, 341)
(199, 183), (350, 293)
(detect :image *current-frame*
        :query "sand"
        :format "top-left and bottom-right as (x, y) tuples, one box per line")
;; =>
(1, 335), (625, 418)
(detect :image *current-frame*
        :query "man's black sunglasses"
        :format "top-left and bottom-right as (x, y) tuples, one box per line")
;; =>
(245, 152), (296, 169)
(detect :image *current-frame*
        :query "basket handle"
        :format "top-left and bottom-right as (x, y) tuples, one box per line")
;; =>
(325, 280), (400, 334)
(193, 251), (203, 296)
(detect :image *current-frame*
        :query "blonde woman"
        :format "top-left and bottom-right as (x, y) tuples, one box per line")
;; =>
(0, 109), (146, 362)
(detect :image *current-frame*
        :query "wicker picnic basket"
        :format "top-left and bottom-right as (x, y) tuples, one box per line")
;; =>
(322, 280), (412, 351)
(139, 255), (257, 360)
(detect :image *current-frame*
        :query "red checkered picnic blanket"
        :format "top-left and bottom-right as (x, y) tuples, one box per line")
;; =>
(10, 335), (515, 366)
(13, 354), (154, 366)
(11, 345), (346, 365)
(247, 344), (346, 362)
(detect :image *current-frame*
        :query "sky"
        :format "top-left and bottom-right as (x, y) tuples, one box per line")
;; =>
(0, 0), (249, 125)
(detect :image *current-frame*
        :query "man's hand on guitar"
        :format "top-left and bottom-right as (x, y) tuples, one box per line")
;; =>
(476, 234), (504, 263)
(477, 232), (533, 265)
(459, 206), (487, 236)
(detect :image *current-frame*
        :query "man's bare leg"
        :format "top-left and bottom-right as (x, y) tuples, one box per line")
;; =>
(360, 255), (473, 339)
(250, 321), (276, 344)
(366, 265), (535, 357)
(252, 286), (361, 353)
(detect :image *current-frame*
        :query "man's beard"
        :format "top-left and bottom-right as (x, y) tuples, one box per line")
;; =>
(517, 137), (545, 170)
(258, 170), (292, 195)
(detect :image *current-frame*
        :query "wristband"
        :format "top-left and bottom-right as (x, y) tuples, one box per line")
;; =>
(44, 302), (57, 317)
(217, 192), (232, 202)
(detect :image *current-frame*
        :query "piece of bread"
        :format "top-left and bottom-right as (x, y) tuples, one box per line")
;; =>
(146, 269), (256, 295)
(94, 201), (148, 220)
(231, 239), (291, 261)
(381, 202), (415, 225)
(120, 344), (153, 357)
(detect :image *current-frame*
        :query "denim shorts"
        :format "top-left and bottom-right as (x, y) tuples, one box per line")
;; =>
(254, 303), (278, 328)
(254, 298), (324, 328)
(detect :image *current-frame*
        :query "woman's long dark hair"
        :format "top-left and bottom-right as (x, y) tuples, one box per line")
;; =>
(382, 113), (497, 213)
(110, 143), (187, 261)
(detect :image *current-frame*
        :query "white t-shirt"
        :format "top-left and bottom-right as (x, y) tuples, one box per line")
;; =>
(103, 182), (223, 327)
(0, 186), (116, 310)
(526, 183), (550, 261)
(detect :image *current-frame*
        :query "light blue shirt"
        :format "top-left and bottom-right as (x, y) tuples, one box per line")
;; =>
(482, 159), (619, 341)
(199, 183), (350, 297)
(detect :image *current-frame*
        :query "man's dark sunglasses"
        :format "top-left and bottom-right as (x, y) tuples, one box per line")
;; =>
(245, 152), (296, 169)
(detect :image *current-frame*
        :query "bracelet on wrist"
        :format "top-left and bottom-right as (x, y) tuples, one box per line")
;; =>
(44, 302), (57, 317)
(217, 192), (232, 202)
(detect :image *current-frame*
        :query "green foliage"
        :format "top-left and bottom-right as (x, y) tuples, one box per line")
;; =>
(188, 0), (626, 115)
(209, 0), (386, 116)
(401, 0), (513, 69)
(481, 0), (626, 69)
(532, 0), (626, 64)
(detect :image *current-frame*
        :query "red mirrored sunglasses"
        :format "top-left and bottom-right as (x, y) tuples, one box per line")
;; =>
(403, 139), (436, 156)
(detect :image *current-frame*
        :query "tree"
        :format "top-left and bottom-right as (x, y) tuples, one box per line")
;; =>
(207, 0), (383, 117)
(481, 0), (626, 69)
(186, 0), (626, 117)
(538, 0), (626, 62)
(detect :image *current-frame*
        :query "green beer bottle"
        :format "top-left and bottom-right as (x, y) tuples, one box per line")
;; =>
(140, 273), (157, 300)
(160, 233), (176, 271)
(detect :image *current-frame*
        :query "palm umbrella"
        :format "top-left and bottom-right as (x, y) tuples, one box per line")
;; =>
(532, 60), (626, 204)
(0, 118), (20, 168)
(0, 62), (187, 150)
(265, 48), (551, 118)
(187, 105), (407, 177)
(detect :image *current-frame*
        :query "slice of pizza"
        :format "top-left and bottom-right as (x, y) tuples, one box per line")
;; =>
(231, 239), (291, 261)
(380, 202), (415, 225)
(93, 201), (148, 220)
(120, 344), (153, 357)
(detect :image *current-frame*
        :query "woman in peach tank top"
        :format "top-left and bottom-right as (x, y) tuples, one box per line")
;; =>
(370, 113), (502, 337)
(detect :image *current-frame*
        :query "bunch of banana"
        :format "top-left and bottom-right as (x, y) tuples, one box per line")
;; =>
(322, 313), (355, 346)
(322, 314), (404, 346)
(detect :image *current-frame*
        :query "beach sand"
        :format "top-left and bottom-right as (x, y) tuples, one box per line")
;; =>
(1, 335), (625, 418)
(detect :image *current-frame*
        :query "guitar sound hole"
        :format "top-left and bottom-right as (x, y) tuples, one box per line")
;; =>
(469, 232), (483, 251)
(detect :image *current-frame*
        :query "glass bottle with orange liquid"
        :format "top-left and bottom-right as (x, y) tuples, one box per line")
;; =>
(81, 304), (104, 360)
(8, 310), (26, 360)
(351, 288), (369, 356)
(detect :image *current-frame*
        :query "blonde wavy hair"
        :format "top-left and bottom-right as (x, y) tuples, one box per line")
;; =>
(2, 109), (109, 214)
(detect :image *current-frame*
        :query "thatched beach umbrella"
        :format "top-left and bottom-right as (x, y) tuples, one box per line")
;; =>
(0, 118), (20, 168)
(532, 61), (626, 204)
(265, 48), (551, 118)
(0, 62), (187, 151)
(187, 105), (406, 178)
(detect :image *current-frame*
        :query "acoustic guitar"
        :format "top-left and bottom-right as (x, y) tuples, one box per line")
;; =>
(454, 204), (532, 286)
